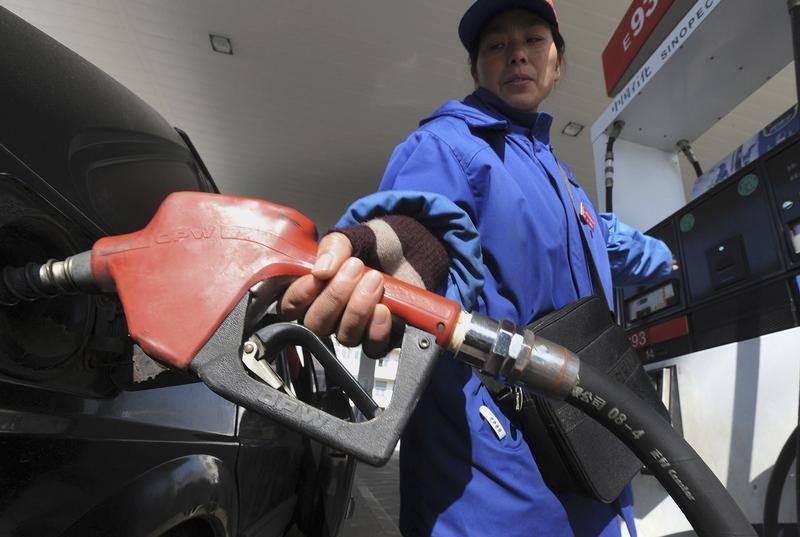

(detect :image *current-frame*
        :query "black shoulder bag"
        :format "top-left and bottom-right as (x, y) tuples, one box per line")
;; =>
(483, 165), (670, 503)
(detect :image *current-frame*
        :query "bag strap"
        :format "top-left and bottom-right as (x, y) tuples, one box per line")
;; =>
(556, 162), (609, 309)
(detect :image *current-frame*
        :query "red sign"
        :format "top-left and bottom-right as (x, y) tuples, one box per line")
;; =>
(628, 315), (689, 350)
(602, 0), (675, 96)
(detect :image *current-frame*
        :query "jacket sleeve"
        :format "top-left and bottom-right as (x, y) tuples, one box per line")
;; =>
(334, 129), (486, 310)
(379, 130), (479, 216)
(599, 212), (674, 288)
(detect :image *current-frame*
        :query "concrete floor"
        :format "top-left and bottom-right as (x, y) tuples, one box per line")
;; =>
(339, 454), (401, 537)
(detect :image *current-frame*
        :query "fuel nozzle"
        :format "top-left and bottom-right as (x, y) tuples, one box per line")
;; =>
(448, 313), (580, 399)
(0, 251), (97, 306)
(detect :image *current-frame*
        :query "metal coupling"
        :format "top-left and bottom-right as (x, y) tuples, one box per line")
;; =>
(451, 313), (580, 399)
(0, 251), (95, 306)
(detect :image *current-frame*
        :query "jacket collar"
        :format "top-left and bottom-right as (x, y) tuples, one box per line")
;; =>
(422, 88), (553, 145)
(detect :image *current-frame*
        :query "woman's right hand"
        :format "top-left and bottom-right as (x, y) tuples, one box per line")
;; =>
(279, 232), (394, 358)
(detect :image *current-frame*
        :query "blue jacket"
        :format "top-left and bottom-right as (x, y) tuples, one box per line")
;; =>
(337, 93), (671, 537)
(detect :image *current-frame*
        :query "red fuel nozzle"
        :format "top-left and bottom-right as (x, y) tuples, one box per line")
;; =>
(86, 192), (461, 369)
(0, 192), (461, 369)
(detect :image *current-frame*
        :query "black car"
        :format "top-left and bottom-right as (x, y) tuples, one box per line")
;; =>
(0, 6), (355, 536)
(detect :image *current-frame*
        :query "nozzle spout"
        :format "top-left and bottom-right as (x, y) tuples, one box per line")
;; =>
(0, 251), (96, 306)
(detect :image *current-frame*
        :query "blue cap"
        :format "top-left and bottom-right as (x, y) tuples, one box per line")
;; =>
(458, 0), (559, 53)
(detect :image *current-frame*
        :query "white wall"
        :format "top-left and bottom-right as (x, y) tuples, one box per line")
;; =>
(593, 135), (686, 231)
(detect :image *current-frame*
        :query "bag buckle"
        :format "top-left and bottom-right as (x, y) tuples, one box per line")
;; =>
(496, 385), (524, 412)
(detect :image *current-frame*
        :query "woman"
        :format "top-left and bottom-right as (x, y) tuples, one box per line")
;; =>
(280, 1), (672, 535)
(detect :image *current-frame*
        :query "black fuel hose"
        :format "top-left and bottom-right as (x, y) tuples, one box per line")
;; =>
(567, 361), (756, 537)
(762, 427), (797, 537)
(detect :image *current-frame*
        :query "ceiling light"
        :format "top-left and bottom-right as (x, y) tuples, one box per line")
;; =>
(561, 121), (584, 137)
(209, 34), (233, 55)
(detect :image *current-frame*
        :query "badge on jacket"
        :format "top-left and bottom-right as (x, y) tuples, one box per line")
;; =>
(580, 202), (595, 232)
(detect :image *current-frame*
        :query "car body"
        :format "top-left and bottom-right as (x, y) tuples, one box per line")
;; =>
(0, 6), (354, 536)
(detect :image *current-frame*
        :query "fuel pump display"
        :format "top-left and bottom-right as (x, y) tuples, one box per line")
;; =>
(626, 278), (679, 323)
(622, 131), (800, 362)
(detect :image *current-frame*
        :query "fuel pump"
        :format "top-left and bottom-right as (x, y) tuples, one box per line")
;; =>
(591, 0), (800, 532)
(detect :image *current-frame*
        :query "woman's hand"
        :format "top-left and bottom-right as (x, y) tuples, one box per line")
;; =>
(279, 232), (393, 357)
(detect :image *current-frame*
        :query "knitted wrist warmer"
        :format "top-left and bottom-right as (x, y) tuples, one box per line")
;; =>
(332, 215), (449, 291)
